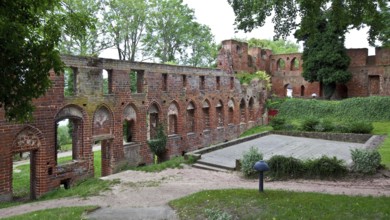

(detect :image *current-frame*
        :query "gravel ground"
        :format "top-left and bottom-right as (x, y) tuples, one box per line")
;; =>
(1, 165), (390, 219)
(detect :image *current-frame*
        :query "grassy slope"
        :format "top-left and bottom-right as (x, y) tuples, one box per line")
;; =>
(3, 206), (98, 220)
(373, 122), (390, 167)
(170, 189), (390, 220)
(239, 125), (273, 138)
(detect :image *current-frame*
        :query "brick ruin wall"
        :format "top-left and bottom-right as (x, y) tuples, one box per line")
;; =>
(217, 39), (390, 98)
(0, 55), (267, 201)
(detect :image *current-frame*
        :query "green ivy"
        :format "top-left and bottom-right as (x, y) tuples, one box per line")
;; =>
(147, 124), (167, 156)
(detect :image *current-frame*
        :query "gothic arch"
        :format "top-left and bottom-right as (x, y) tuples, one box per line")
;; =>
(167, 101), (179, 135)
(248, 97), (255, 121)
(202, 99), (211, 130)
(291, 57), (300, 70)
(12, 126), (43, 153)
(93, 104), (114, 136)
(123, 104), (138, 142)
(216, 100), (224, 127)
(228, 98), (235, 125)
(276, 58), (285, 71)
(147, 102), (161, 140)
(240, 98), (246, 123)
(55, 104), (85, 121)
(186, 101), (196, 133)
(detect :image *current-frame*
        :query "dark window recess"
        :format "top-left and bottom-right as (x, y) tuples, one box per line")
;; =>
(200, 76), (205, 90)
(216, 76), (220, 90)
(162, 73), (168, 91)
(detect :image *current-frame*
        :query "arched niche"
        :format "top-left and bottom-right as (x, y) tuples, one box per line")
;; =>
(167, 102), (179, 135)
(93, 105), (113, 136)
(123, 105), (137, 143)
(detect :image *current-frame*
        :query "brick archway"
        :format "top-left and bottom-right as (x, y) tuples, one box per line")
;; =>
(12, 126), (43, 200)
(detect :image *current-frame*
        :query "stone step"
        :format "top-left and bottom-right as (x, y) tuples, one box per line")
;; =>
(196, 160), (236, 171)
(192, 162), (231, 172)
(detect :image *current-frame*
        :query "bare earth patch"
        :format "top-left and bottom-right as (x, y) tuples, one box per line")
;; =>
(1, 165), (390, 218)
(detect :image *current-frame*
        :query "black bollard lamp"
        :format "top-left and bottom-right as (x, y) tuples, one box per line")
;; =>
(253, 160), (270, 192)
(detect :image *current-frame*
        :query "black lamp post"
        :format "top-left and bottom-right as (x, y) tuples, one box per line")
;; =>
(253, 160), (270, 192)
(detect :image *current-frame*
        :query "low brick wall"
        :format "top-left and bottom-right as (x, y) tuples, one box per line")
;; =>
(271, 131), (372, 143)
(187, 131), (271, 157)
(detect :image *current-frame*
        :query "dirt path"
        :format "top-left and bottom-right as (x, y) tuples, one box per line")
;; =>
(1, 165), (390, 219)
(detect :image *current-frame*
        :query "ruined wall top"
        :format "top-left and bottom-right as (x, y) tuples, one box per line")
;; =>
(217, 39), (390, 74)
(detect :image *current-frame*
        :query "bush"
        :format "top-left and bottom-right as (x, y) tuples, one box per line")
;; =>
(267, 155), (305, 179)
(301, 118), (320, 131)
(305, 156), (347, 179)
(318, 119), (334, 132)
(269, 117), (286, 130)
(241, 147), (263, 177)
(147, 124), (167, 156)
(347, 121), (374, 134)
(351, 149), (381, 174)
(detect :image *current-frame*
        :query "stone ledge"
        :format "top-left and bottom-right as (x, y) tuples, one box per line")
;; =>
(271, 131), (372, 143)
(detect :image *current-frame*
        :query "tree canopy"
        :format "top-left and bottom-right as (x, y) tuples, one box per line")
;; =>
(241, 38), (299, 54)
(228, 0), (389, 98)
(0, 1), (90, 121)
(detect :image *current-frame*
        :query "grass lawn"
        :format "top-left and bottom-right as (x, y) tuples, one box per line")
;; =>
(127, 156), (196, 173)
(239, 125), (273, 138)
(373, 122), (390, 168)
(2, 206), (98, 220)
(12, 164), (30, 199)
(170, 189), (390, 220)
(59, 143), (72, 152)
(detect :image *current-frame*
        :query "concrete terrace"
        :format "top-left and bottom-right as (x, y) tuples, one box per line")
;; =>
(196, 134), (370, 170)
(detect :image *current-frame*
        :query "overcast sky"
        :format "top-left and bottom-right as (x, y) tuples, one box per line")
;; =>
(183, 0), (375, 54)
(100, 0), (376, 59)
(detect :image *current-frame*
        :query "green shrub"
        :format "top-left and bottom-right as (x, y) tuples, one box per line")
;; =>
(351, 149), (381, 174)
(305, 156), (347, 179)
(347, 121), (374, 134)
(147, 124), (167, 156)
(318, 119), (334, 132)
(241, 147), (263, 177)
(267, 155), (305, 179)
(301, 118), (320, 131)
(269, 117), (286, 130)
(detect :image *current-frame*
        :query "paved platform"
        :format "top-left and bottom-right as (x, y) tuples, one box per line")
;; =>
(198, 134), (366, 169)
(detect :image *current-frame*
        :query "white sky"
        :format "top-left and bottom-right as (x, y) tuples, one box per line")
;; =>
(100, 0), (376, 59)
(183, 0), (375, 54)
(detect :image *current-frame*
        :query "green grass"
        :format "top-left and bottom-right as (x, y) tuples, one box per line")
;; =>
(94, 150), (102, 177)
(127, 156), (196, 172)
(373, 122), (390, 168)
(2, 206), (98, 220)
(170, 189), (390, 220)
(239, 125), (273, 138)
(12, 164), (30, 199)
(59, 143), (72, 152)
(372, 122), (390, 135)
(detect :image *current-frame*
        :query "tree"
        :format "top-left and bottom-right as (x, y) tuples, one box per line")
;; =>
(104, 0), (149, 61)
(58, 0), (110, 56)
(228, 0), (388, 98)
(180, 23), (218, 67)
(0, 1), (91, 121)
(378, 3), (390, 48)
(0, 1), (62, 121)
(300, 14), (351, 99)
(143, 0), (196, 63)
